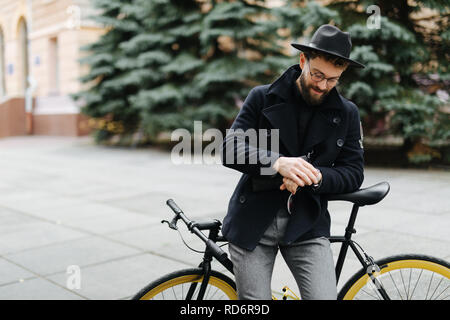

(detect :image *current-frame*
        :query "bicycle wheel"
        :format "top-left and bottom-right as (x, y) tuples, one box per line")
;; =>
(338, 254), (450, 300)
(132, 268), (237, 300)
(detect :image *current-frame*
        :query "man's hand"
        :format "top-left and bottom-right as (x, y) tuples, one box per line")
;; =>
(273, 156), (321, 187)
(280, 177), (300, 194)
(280, 172), (322, 194)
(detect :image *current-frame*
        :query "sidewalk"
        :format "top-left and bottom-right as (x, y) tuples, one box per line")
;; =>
(0, 136), (448, 299)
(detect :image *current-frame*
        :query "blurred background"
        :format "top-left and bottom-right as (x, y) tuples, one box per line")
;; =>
(0, 0), (448, 300)
(0, 0), (448, 165)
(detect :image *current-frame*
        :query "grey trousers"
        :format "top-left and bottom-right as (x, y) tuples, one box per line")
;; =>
(228, 207), (337, 300)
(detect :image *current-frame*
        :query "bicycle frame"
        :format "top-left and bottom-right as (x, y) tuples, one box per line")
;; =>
(165, 199), (391, 300)
(329, 203), (390, 300)
(195, 202), (390, 300)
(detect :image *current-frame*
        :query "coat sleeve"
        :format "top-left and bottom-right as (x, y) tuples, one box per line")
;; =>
(221, 86), (282, 177)
(313, 103), (364, 194)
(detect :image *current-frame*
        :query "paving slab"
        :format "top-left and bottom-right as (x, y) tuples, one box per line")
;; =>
(47, 253), (189, 300)
(0, 213), (87, 255)
(0, 136), (448, 300)
(4, 236), (141, 276)
(0, 258), (36, 285)
(0, 277), (85, 300)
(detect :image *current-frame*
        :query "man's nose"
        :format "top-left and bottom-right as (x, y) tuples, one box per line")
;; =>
(317, 79), (328, 91)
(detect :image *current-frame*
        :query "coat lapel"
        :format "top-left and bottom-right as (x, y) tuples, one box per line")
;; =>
(301, 112), (334, 154)
(302, 88), (345, 153)
(262, 102), (300, 157)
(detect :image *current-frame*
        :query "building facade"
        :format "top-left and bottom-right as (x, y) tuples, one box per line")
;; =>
(0, 0), (104, 137)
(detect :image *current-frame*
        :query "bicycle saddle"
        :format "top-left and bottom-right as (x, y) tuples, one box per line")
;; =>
(326, 181), (390, 206)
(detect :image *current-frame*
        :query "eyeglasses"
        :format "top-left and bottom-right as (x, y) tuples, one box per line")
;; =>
(308, 63), (340, 87)
(309, 71), (339, 87)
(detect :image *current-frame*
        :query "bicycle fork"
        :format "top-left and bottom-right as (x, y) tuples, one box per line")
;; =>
(185, 227), (218, 300)
(185, 260), (212, 300)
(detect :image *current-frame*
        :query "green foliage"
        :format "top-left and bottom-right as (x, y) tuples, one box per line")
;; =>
(324, 0), (449, 163)
(74, 0), (449, 165)
(74, 0), (291, 144)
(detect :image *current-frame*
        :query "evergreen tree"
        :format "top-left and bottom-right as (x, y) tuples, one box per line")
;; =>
(331, 0), (450, 163)
(74, 0), (291, 144)
(74, 0), (204, 143)
(281, 0), (449, 163)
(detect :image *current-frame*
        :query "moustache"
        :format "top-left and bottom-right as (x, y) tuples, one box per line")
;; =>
(311, 87), (327, 94)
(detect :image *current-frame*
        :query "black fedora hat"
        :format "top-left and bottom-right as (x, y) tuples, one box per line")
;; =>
(291, 24), (365, 68)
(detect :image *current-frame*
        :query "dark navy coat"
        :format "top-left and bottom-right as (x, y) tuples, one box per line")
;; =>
(221, 64), (364, 251)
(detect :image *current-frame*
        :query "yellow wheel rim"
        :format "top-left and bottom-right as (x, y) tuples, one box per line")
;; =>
(343, 259), (450, 300)
(140, 274), (238, 300)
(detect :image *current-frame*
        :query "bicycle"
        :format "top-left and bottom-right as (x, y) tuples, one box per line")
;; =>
(132, 181), (450, 300)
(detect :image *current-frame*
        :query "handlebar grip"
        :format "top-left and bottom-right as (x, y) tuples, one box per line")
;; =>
(206, 239), (228, 263)
(166, 199), (182, 215)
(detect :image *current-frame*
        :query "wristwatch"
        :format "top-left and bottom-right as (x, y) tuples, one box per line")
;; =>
(312, 169), (322, 190)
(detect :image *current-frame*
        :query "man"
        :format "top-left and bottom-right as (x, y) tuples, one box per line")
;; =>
(220, 24), (365, 300)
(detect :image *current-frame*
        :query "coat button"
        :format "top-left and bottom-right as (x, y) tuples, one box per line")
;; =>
(337, 139), (344, 147)
(239, 195), (246, 203)
(333, 117), (341, 124)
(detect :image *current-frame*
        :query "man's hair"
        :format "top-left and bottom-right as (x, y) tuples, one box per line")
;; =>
(303, 49), (349, 68)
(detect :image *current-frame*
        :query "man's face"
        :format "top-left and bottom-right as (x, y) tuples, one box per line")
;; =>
(297, 54), (346, 106)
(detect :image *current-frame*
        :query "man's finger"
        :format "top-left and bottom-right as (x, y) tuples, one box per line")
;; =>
(288, 172), (305, 187)
(287, 181), (297, 193)
(297, 158), (320, 181)
(293, 167), (314, 185)
(283, 178), (299, 194)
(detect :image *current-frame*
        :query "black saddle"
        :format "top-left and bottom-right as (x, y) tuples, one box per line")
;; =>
(327, 182), (390, 206)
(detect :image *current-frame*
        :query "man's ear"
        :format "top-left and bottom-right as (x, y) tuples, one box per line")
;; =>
(299, 53), (307, 69)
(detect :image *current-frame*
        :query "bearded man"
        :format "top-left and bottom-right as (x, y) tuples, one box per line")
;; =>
(221, 24), (365, 300)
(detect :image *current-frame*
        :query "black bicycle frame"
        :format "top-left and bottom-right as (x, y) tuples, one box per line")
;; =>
(189, 223), (234, 300)
(170, 199), (391, 300)
(328, 203), (390, 300)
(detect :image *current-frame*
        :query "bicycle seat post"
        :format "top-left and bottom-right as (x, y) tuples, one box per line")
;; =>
(345, 203), (359, 238)
(335, 203), (360, 282)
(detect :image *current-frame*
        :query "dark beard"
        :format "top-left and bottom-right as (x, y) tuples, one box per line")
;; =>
(298, 73), (331, 106)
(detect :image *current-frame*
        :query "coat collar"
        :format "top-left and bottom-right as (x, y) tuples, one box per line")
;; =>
(262, 64), (345, 157)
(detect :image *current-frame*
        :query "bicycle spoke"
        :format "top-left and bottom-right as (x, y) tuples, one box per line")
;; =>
(429, 277), (444, 300)
(209, 287), (220, 300)
(406, 268), (412, 299)
(388, 271), (403, 300)
(433, 284), (449, 300)
(425, 271), (434, 300)
(399, 269), (408, 300)
(360, 287), (381, 300)
(204, 284), (212, 299)
(172, 286), (177, 300)
(409, 268), (423, 300)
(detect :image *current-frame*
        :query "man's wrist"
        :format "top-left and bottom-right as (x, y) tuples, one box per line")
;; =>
(272, 156), (283, 173)
(312, 170), (322, 189)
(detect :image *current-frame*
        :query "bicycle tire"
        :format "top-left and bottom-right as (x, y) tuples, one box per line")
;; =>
(338, 254), (450, 300)
(132, 268), (237, 300)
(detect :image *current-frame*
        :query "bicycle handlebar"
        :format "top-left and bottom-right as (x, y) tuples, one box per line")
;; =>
(165, 199), (229, 264)
(166, 199), (182, 215)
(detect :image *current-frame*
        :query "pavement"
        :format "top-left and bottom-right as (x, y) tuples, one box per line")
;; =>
(0, 136), (448, 300)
